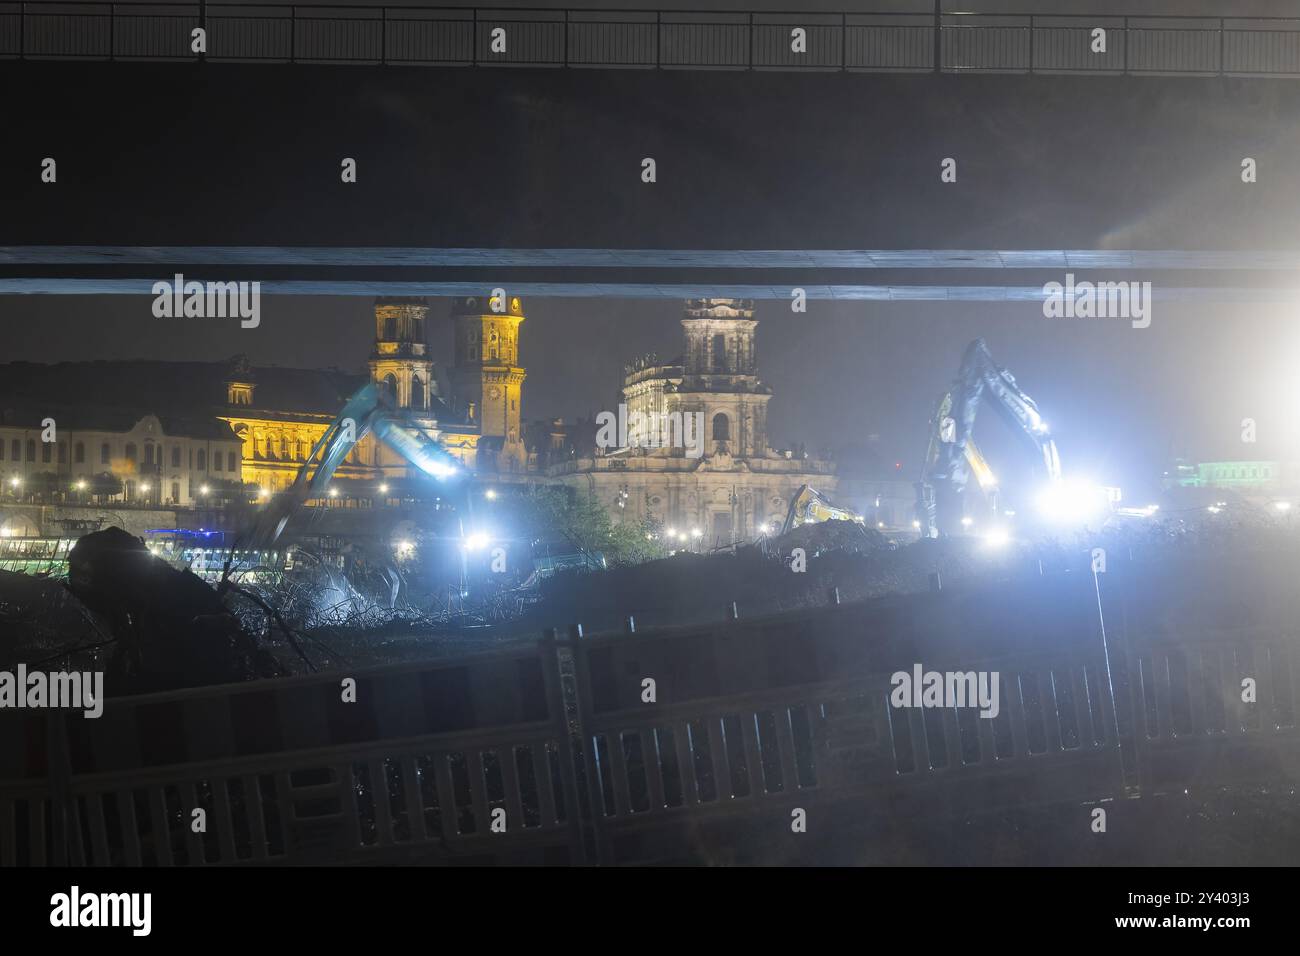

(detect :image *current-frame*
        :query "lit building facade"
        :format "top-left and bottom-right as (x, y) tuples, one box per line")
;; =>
(549, 299), (836, 547)
(0, 409), (242, 507)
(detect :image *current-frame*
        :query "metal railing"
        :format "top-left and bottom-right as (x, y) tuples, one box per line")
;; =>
(4, 5), (1300, 75)
(2, 547), (1298, 865)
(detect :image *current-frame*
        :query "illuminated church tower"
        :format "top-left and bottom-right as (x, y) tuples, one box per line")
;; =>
(369, 298), (436, 417)
(449, 292), (527, 471)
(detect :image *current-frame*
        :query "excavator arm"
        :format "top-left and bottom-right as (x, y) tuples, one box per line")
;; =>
(780, 484), (866, 535)
(917, 339), (1061, 538)
(248, 383), (463, 549)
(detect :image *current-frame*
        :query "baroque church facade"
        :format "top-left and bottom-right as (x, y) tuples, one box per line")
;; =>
(547, 299), (836, 548)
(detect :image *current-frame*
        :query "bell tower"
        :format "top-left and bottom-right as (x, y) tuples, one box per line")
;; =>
(449, 291), (527, 470)
(369, 298), (436, 418)
(678, 298), (770, 458)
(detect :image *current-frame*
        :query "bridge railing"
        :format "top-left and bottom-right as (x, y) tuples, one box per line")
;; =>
(5, 6), (1300, 76)
(2, 548), (1298, 865)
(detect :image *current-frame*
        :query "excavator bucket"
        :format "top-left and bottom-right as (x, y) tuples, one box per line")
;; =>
(780, 485), (867, 536)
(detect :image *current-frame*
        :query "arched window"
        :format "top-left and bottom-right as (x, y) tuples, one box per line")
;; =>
(172, 447), (181, 467)
(144, 444), (155, 466)
(26, 439), (36, 461)
(411, 375), (425, 410)
(196, 449), (207, 471)
(100, 443), (110, 464)
(382, 316), (396, 341)
(712, 413), (730, 442)
(228, 451), (237, 473)
(171, 482), (180, 503)
(74, 441), (85, 463)
(382, 374), (398, 404)
(124, 443), (137, 463)
(712, 334), (727, 371)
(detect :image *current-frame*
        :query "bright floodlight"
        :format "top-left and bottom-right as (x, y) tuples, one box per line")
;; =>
(912, 520), (921, 529)
(691, 528), (702, 538)
(1035, 479), (1108, 525)
(1276, 501), (1292, 512)
(199, 484), (210, 495)
(960, 516), (974, 528)
(485, 488), (498, 500)
(463, 532), (490, 551)
(983, 528), (1010, 548)
(9, 477), (20, 487)
(75, 480), (87, 491)
(378, 483), (389, 494)
(140, 482), (150, 492)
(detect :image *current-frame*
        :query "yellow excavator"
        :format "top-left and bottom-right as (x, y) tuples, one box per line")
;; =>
(780, 485), (867, 536)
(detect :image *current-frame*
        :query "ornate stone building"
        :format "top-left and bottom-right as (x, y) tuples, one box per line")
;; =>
(548, 299), (836, 548)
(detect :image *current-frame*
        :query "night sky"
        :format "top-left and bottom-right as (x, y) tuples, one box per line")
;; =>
(5, 34), (1300, 502)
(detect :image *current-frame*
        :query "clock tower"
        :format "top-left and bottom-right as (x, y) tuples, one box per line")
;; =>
(449, 292), (527, 471)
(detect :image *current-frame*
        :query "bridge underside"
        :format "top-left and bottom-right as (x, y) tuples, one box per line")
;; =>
(3, 247), (1300, 298)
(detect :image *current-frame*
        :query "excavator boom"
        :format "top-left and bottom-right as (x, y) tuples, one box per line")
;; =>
(248, 383), (462, 549)
(917, 339), (1061, 537)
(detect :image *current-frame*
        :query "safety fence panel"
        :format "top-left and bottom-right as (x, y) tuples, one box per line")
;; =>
(474, 10), (564, 67)
(17, 2), (110, 57)
(1126, 17), (1220, 76)
(383, 9), (472, 66)
(658, 12), (747, 70)
(1032, 16), (1124, 74)
(942, 14), (1029, 73)
(752, 13), (841, 71)
(566, 11), (654, 69)
(294, 6), (382, 63)
(0, 645), (581, 865)
(208, 5), (292, 61)
(567, 570), (1124, 864)
(1106, 552), (1300, 795)
(1225, 18), (1300, 77)
(845, 13), (931, 72)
